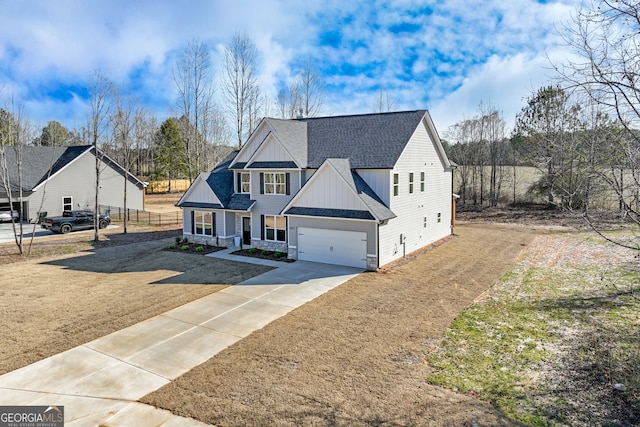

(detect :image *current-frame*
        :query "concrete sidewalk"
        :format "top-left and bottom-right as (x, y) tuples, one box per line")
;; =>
(0, 260), (362, 426)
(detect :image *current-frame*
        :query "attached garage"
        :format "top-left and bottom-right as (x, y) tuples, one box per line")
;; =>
(297, 227), (367, 268)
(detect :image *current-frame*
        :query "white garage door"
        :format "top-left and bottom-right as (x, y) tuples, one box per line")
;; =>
(297, 227), (367, 268)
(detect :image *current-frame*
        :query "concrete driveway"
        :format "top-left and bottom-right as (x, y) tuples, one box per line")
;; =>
(0, 259), (362, 426)
(0, 222), (119, 244)
(0, 221), (53, 243)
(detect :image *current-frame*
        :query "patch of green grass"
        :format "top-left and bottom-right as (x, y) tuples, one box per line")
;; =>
(427, 235), (640, 426)
(427, 300), (553, 422)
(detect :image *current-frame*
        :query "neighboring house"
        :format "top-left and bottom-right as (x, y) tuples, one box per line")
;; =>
(0, 145), (146, 222)
(177, 110), (456, 270)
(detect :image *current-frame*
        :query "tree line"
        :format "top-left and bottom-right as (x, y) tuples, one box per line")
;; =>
(446, 1), (639, 250)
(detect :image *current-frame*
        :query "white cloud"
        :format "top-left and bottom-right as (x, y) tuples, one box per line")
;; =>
(429, 49), (572, 135)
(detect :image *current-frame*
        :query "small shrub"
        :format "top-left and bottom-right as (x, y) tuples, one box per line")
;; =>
(181, 237), (188, 244)
(181, 245), (190, 251)
(248, 247), (258, 254)
(168, 244), (176, 249)
(273, 251), (282, 258)
(262, 250), (270, 256)
(195, 246), (204, 252)
(175, 236), (182, 243)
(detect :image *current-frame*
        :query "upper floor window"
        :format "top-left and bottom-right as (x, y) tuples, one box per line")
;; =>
(263, 172), (287, 195)
(420, 172), (425, 192)
(240, 172), (250, 193)
(409, 173), (414, 194)
(393, 174), (399, 196)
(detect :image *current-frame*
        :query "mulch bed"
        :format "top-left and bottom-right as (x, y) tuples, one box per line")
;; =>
(231, 248), (295, 263)
(164, 242), (226, 256)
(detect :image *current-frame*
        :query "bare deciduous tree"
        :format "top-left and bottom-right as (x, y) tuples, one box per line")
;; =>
(0, 93), (35, 254)
(86, 70), (115, 241)
(222, 32), (261, 148)
(173, 38), (217, 181)
(556, 0), (639, 249)
(373, 85), (396, 113)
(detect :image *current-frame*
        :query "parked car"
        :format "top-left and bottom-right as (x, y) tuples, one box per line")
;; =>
(0, 210), (19, 222)
(41, 210), (110, 234)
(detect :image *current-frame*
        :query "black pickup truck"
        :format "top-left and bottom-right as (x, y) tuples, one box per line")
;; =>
(41, 210), (110, 234)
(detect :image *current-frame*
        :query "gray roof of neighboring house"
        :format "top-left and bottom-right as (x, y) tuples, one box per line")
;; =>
(0, 145), (90, 193)
(0, 145), (146, 195)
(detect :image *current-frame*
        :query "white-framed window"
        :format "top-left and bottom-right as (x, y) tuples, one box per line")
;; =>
(420, 172), (425, 192)
(409, 173), (414, 194)
(264, 172), (286, 195)
(393, 173), (399, 196)
(265, 215), (286, 242)
(240, 172), (250, 193)
(62, 196), (73, 211)
(194, 211), (214, 236)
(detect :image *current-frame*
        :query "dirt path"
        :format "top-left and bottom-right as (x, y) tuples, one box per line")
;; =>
(0, 237), (272, 375)
(142, 223), (538, 426)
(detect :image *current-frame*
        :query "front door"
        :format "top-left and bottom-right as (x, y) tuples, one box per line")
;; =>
(242, 217), (251, 245)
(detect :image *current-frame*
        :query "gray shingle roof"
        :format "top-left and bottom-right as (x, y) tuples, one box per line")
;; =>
(226, 194), (256, 211)
(304, 110), (427, 169)
(0, 145), (90, 194)
(178, 151), (256, 211)
(247, 161), (298, 169)
(179, 201), (223, 209)
(284, 207), (375, 220)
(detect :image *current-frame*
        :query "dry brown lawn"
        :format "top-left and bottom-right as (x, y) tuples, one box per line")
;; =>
(141, 223), (538, 426)
(0, 227), (272, 375)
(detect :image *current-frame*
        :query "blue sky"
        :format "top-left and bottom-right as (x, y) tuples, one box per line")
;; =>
(0, 0), (582, 140)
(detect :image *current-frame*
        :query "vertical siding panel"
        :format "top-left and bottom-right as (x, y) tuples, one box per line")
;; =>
(379, 122), (452, 266)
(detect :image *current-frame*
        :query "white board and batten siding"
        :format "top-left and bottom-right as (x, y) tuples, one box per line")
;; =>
(378, 119), (452, 267)
(232, 123), (271, 165)
(355, 169), (391, 207)
(293, 166), (369, 212)
(249, 134), (293, 163)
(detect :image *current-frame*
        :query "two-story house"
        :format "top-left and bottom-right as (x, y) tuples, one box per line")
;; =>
(176, 110), (455, 270)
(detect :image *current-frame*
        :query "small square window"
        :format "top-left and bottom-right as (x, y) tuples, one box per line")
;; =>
(420, 172), (425, 192)
(437, 212), (442, 223)
(424, 216), (427, 228)
(409, 173), (414, 194)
